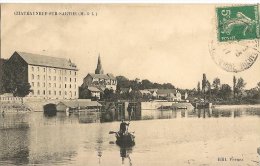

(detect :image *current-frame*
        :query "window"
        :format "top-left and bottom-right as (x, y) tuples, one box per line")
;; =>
(65, 91), (67, 95)
(37, 67), (39, 71)
(59, 77), (61, 81)
(37, 90), (40, 95)
(54, 83), (56, 88)
(75, 71), (76, 76)
(31, 90), (34, 95)
(37, 75), (40, 80)
(37, 82), (40, 87)
(65, 77), (67, 81)
(59, 91), (61, 95)
(32, 82), (34, 87)
(49, 76), (51, 81)
(54, 76), (56, 81)
(75, 78), (77, 82)
(43, 68), (46, 72)
(70, 71), (71, 75)
(65, 84), (67, 88)
(54, 91), (56, 95)
(32, 66), (34, 71)
(70, 78), (71, 82)
(43, 75), (45, 80)
(59, 84), (61, 88)
(49, 91), (51, 95)
(49, 83), (51, 88)
(32, 74), (34, 80)
(75, 92), (76, 96)
(60, 70), (62, 74)
(65, 70), (67, 74)
(43, 90), (45, 95)
(69, 84), (71, 88)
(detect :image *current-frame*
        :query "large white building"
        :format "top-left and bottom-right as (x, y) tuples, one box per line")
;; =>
(7, 51), (79, 99)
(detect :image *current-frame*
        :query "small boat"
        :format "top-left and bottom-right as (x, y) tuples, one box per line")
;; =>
(116, 132), (135, 147)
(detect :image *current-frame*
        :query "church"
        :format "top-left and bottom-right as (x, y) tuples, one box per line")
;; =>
(81, 56), (117, 92)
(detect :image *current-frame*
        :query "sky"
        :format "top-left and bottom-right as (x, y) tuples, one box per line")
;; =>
(1, 4), (260, 89)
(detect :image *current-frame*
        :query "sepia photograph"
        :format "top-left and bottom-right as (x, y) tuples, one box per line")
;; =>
(0, 3), (260, 166)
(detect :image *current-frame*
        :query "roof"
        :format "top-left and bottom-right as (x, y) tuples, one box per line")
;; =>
(107, 73), (116, 80)
(88, 73), (116, 80)
(157, 89), (178, 95)
(15, 51), (78, 70)
(139, 90), (151, 94)
(88, 86), (101, 92)
(58, 100), (102, 108)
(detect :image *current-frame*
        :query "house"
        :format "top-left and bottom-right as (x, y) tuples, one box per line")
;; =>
(81, 56), (117, 91)
(120, 87), (132, 94)
(145, 89), (158, 97)
(5, 51), (79, 99)
(87, 86), (102, 99)
(139, 90), (152, 96)
(56, 99), (102, 111)
(157, 89), (182, 101)
(181, 92), (188, 100)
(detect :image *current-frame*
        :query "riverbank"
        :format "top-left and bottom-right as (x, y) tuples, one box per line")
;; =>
(213, 104), (260, 109)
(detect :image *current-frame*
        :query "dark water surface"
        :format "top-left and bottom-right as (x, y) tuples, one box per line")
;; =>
(1, 105), (260, 166)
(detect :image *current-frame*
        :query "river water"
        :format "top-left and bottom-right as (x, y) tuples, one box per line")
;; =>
(0, 105), (260, 166)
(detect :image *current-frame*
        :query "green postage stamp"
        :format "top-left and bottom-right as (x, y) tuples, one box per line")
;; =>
(217, 5), (260, 42)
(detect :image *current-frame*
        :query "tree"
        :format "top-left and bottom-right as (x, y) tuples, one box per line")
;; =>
(257, 82), (260, 90)
(219, 84), (232, 100)
(102, 88), (114, 101)
(15, 82), (31, 97)
(233, 76), (237, 98)
(202, 73), (207, 99)
(212, 77), (221, 91)
(2, 61), (31, 97)
(197, 81), (201, 94)
(128, 90), (142, 101)
(206, 80), (211, 100)
(235, 77), (246, 97)
(141, 79), (154, 89)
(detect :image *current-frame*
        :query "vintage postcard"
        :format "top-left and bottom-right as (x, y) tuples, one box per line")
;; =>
(0, 3), (260, 166)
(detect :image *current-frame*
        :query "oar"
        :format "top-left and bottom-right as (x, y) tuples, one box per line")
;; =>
(109, 131), (117, 134)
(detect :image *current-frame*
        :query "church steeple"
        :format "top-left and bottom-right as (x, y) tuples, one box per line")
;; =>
(95, 55), (104, 74)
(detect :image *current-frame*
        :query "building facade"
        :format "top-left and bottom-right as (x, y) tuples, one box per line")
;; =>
(82, 56), (117, 91)
(6, 51), (79, 99)
(157, 89), (182, 101)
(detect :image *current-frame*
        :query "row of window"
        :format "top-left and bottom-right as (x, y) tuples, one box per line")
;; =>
(31, 66), (77, 76)
(31, 90), (77, 96)
(31, 82), (77, 89)
(31, 74), (77, 82)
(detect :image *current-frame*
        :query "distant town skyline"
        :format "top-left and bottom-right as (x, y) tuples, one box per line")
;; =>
(1, 4), (260, 89)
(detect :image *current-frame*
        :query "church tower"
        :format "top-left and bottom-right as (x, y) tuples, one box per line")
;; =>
(95, 55), (104, 74)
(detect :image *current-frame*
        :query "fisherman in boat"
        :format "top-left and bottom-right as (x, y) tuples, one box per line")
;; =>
(119, 119), (130, 136)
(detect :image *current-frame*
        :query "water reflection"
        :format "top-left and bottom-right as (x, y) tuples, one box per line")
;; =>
(0, 106), (260, 165)
(120, 147), (133, 166)
(0, 127), (29, 165)
(141, 106), (260, 120)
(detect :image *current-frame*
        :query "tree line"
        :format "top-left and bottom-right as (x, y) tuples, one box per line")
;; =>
(188, 73), (260, 104)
